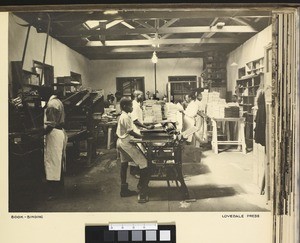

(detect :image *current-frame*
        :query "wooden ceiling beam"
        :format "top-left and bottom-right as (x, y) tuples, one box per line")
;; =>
(121, 21), (152, 40)
(55, 25), (257, 37)
(49, 10), (271, 22)
(85, 37), (240, 47)
(86, 46), (226, 53)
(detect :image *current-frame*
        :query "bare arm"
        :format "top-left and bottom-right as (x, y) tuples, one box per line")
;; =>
(133, 119), (154, 129)
(197, 110), (207, 118)
(128, 130), (143, 139)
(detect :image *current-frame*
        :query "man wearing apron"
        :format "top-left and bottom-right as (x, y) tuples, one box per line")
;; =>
(44, 94), (67, 200)
(130, 90), (154, 178)
(116, 97), (150, 203)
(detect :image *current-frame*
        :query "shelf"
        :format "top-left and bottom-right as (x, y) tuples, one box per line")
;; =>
(252, 67), (264, 71)
(52, 83), (81, 86)
(240, 104), (253, 106)
(236, 74), (259, 81)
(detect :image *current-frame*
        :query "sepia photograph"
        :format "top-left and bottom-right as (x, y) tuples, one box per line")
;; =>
(6, 7), (293, 212)
(2, 3), (299, 243)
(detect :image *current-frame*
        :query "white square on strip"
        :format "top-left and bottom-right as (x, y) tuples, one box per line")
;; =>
(160, 230), (171, 241)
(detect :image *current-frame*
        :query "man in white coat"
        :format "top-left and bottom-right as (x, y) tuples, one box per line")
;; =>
(44, 92), (67, 200)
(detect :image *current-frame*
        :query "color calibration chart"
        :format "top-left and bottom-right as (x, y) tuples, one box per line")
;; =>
(85, 222), (176, 243)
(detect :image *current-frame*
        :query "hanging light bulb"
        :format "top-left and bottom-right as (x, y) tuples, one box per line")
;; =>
(151, 51), (158, 64)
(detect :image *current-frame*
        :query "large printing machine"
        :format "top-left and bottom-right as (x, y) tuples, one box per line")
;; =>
(8, 85), (103, 210)
(131, 122), (191, 201)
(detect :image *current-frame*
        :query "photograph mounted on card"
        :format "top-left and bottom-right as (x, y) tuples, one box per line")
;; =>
(7, 6), (296, 218)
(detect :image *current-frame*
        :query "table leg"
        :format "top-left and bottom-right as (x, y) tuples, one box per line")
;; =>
(226, 121), (230, 141)
(211, 119), (218, 154)
(175, 165), (190, 199)
(107, 127), (112, 149)
(239, 121), (247, 154)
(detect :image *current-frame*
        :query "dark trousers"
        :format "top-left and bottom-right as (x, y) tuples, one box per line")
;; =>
(47, 164), (64, 197)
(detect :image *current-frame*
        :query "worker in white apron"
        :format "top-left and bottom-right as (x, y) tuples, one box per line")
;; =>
(44, 95), (67, 200)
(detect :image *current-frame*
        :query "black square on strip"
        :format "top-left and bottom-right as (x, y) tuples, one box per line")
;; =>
(104, 231), (115, 242)
(118, 230), (129, 241)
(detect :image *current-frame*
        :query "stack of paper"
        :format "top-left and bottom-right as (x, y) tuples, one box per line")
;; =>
(143, 105), (155, 123)
(142, 101), (163, 123)
(207, 99), (226, 118)
(208, 92), (220, 103)
(152, 104), (163, 122)
(165, 103), (179, 122)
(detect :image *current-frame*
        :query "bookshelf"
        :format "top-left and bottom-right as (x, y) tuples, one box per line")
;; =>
(202, 51), (227, 98)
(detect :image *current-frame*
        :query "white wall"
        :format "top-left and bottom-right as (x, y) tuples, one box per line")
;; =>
(226, 25), (272, 92)
(89, 58), (203, 97)
(8, 14), (91, 86)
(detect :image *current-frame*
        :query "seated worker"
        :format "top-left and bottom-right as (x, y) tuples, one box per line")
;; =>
(116, 97), (150, 203)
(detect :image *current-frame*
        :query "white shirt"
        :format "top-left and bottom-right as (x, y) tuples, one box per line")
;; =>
(184, 100), (199, 118)
(131, 99), (143, 133)
(44, 95), (65, 126)
(116, 111), (134, 139)
(197, 99), (206, 112)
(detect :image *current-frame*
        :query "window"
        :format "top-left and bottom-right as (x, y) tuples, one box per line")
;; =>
(32, 60), (54, 87)
(116, 77), (145, 98)
(168, 75), (198, 102)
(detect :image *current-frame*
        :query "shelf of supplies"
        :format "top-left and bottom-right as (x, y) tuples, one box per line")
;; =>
(52, 83), (81, 86)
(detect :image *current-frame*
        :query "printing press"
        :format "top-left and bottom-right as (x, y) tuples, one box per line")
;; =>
(130, 122), (190, 200)
(62, 89), (104, 165)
